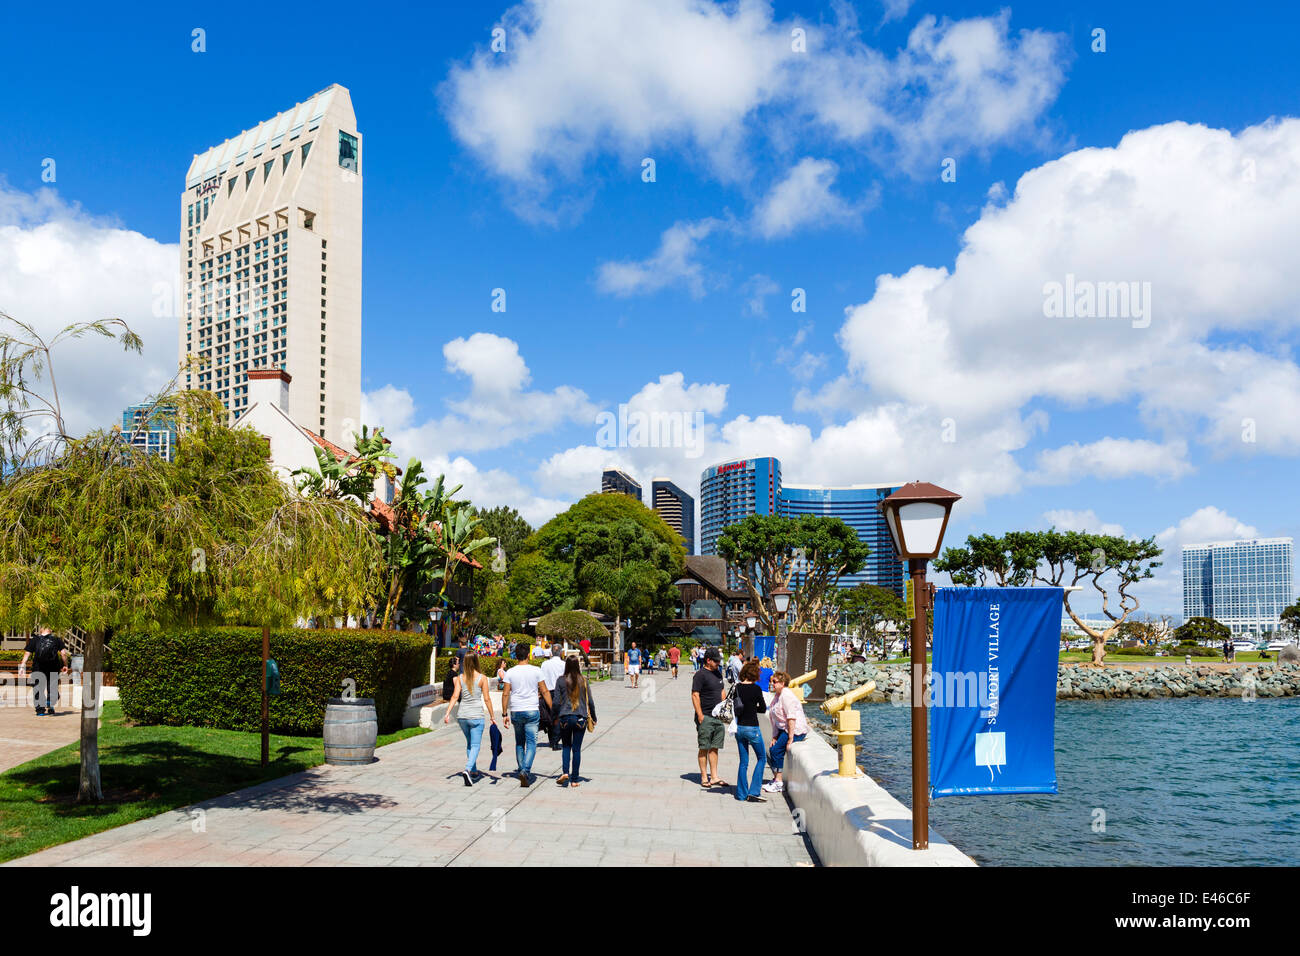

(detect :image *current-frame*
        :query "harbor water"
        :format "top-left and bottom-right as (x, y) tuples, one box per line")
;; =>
(842, 695), (1300, 866)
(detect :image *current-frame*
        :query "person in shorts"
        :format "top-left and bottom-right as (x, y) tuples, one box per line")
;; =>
(668, 644), (681, 679)
(625, 641), (642, 688)
(691, 648), (727, 789)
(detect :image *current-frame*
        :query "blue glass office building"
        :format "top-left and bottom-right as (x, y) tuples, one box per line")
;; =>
(121, 403), (180, 461)
(778, 483), (904, 596)
(700, 458), (782, 569)
(1182, 537), (1294, 635)
(700, 456), (903, 596)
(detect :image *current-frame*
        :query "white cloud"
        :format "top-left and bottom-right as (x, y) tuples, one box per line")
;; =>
(1155, 506), (1261, 551)
(595, 218), (726, 298)
(1029, 438), (1192, 485)
(0, 184), (180, 439)
(837, 119), (1300, 458)
(442, 2), (1068, 193)
(1041, 509), (1126, 537)
(363, 333), (597, 455)
(741, 273), (779, 315)
(754, 158), (867, 238)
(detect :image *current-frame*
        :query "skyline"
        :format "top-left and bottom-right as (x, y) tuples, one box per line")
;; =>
(3, 0), (1300, 619)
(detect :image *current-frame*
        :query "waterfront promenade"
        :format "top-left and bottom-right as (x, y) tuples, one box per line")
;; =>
(8, 669), (816, 867)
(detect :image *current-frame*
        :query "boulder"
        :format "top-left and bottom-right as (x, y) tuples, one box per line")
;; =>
(1279, 644), (1300, 665)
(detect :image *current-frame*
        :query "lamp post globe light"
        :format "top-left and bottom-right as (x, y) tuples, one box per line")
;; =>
(745, 613), (757, 659)
(878, 481), (961, 852)
(772, 585), (792, 670)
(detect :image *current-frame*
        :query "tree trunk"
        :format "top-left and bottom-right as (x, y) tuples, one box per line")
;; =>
(613, 616), (623, 670)
(77, 629), (104, 803)
(1091, 638), (1107, 665)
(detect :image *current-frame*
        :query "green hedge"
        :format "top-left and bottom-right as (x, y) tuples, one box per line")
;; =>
(434, 655), (505, 682)
(114, 628), (433, 735)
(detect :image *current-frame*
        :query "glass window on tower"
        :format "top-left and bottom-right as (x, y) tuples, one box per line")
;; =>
(338, 131), (359, 172)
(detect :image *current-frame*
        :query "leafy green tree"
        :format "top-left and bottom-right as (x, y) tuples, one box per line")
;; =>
(1174, 616), (1231, 645)
(937, 529), (1162, 664)
(837, 583), (909, 659)
(0, 378), (379, 803)
(933, 532), (1040, 586)
(472, 506), (533, 569)
(0, 313), (143, 472)
(292, 424), (397, 504)
(524, 492), (685, 565)
(374, 466), (495, 630)
(1279, 600), (1300, 638)
(506, 551), (578, 618)
(573, 519), (678, 663)
(715, 513), (869, 633)
(536, 610), (607, 646)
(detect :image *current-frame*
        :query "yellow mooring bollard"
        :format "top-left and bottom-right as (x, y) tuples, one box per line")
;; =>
(821, 681), (877, 777)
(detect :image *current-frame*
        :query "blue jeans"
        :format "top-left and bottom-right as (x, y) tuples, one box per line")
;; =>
(767, 730), (806, 771)
(558, 715), (587, 780)
(511, 710), (540, 775)
(734, 725), (766, 800)
(457, 717), (485, 773)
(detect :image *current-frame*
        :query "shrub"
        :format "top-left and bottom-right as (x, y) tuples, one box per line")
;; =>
(114, 627), (433, 735)
(536, 611), (607, 644)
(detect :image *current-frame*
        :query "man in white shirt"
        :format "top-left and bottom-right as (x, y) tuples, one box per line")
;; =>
(502, 642), (553, 787)
(540, 651), (567, 751)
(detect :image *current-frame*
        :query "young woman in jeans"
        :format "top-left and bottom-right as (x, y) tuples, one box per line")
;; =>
(443, 652), (497, 786)
(732, 659), (768, 802)
(550, 656), (597, 788)
(764, 670), (809, 794)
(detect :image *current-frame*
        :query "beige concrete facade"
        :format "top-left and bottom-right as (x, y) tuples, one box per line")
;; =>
(179, 84), (362, 448)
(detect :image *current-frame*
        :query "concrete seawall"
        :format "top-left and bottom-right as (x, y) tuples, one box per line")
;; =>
(781, 716), (975, 867)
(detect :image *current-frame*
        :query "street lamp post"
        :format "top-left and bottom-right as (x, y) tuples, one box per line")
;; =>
(429, 606), (444, 647)
(745, 613), (757, 659)
(879, 481), (961, 851)
(772, 586), (792, 671)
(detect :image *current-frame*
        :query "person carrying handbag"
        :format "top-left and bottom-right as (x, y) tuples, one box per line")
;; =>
(551, 655), (598, 788)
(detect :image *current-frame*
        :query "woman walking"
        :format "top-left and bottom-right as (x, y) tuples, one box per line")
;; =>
(443, 652), (496, 786)
(732, 659), (767, 802)
(763, 670), (809, 794)
(551, 656), (597, 788)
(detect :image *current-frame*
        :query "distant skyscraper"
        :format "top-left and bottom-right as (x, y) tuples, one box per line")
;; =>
(121, 403), (179, 461)
(601, 469), (642, 501)
(778, 483), (903, 596)
(179, 84), (362, 446)
(652, 478), (695, 554)
(1182, 537), (1294, 635)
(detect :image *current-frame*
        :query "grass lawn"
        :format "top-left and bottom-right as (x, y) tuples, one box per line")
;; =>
(0, 701), (428, 864)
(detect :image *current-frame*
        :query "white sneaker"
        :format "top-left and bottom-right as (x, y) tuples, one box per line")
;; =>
(762, 780), (784, 793)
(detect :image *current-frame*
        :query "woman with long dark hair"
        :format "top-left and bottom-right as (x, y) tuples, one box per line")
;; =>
(550, 655), (597, 788)
(443, 652), (496, 786)
(732, 659), (767, 802)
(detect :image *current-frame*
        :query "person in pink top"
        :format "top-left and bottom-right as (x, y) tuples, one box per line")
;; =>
(763, 670), (810, 794)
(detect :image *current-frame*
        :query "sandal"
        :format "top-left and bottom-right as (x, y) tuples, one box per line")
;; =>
(712, 780), (730, 789)
(701, 778), (713, 790)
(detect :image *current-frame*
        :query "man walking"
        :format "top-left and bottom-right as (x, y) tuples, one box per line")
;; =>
(726, 648), (742, 686)
(691, 648), (727, 790)
(540, 646), (566, 751)
(502, 641), (552, 786)
(18, 627), (70, 717)
(668, 643), (681, 679)
(625, 641), (642, 689)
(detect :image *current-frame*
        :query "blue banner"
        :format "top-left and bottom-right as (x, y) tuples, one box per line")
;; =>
(930, 587), (1061, 798)
(753, 636), (776, 661)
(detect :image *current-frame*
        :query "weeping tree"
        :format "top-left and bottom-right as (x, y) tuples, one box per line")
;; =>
(0, 316), (381, 802)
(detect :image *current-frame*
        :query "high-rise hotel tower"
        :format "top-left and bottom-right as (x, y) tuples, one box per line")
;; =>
(179, 84), (361, 443)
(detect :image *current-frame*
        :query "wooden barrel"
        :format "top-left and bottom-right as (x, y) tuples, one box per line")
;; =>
(323, 698), (377, 765)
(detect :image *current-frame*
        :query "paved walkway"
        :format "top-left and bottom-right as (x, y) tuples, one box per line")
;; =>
(0, 678), (81, 774)
(9, 668), (815, 867)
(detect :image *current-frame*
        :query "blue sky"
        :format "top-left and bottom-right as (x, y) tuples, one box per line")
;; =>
(2, 0), (1299, 617)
